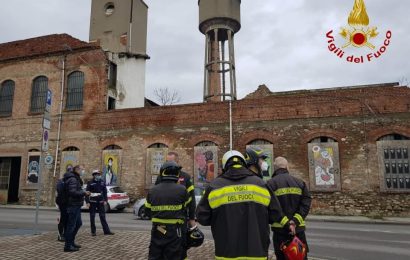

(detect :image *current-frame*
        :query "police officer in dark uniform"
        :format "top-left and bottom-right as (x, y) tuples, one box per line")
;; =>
(196, 150), (286, 259)
(155, 151), (196, 259)
(146, 161), (190, 260)
(266, 157), (312, 260)
(85, 169), (114, 236)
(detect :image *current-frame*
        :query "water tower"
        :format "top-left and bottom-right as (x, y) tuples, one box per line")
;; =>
(199, 0), (241, 102)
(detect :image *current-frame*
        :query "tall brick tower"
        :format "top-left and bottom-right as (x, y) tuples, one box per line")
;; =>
(199, 0), (241, 102)
(90, 0), (149, 109)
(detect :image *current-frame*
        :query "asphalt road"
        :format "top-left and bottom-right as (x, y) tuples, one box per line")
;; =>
(0, 208), (409, 260)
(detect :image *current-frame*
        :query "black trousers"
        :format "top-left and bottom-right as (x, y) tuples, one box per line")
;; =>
(89, 202), (110, 234)
(58, 205), (67, 237)
(149, 224), (185, 260)
(273, 231), (309, 260)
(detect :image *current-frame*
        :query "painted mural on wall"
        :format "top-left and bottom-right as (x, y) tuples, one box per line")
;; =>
(146, 148), (168, 185)
(102, 150), (122, 186)
(308, 143), (341, 191)
(27, 152), (41, 184)
(246, 144), (274, 180)
(194, 146), (218, 184)
(60, 151), (80, 177)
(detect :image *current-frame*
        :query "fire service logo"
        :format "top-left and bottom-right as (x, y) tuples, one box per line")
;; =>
(326, 0), (391, 63)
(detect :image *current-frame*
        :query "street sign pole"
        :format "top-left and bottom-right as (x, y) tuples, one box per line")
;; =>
(34, 89), (52, 235)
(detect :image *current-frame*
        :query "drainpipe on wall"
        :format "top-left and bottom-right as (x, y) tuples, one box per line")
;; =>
(53, 55), (66, 178)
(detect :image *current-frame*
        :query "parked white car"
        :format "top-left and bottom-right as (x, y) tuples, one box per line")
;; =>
(82, 185), (130, 213)
(133, 186), (204, 220)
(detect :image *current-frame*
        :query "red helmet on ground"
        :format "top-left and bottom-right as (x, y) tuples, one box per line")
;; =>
(280, 235), (307, 260)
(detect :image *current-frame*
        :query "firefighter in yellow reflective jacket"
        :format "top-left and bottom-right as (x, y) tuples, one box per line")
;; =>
(196, 150), (286, 260)
(145, 161), (191, 260)
(266, 157), (312, 260)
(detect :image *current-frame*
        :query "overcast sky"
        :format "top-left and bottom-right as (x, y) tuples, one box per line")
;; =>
(1, 0), (409, 104)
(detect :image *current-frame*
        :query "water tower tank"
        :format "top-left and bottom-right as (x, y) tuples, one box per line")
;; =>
(198, 0), (242, 102)
(199, 0), (241, 35)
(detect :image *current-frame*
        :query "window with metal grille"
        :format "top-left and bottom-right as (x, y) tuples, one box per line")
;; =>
(0, 80), (15, 116)
(30, 76), (48, 113)
(377, 135), (410, 192)
(66, 71), (84, 110)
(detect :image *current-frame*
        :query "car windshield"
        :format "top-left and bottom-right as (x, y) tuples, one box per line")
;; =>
(110, 187), (124, 193)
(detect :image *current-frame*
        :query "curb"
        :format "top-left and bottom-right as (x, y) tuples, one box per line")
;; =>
(1, 205), (409, 225)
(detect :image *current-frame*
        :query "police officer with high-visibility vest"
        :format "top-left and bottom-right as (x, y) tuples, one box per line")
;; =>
(145, 161), (192, 260)
(196, 150), (286, 260)
(266, 156), (312, 260)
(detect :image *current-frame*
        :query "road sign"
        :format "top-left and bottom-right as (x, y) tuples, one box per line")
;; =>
(45, 90), (52, 112)
(42, 129), (49, 151)
(44, 155), (53, 165)
(43, 118), (51, 129)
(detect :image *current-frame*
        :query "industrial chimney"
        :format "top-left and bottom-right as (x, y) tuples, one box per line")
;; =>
(199, 0), (241, 102)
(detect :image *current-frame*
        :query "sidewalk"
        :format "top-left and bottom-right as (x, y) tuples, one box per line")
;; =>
(2, 204), (409, 225)
(0, 230), (280, 260)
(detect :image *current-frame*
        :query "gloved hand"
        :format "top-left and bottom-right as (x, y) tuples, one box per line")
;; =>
(288, 220), (296, 236)
(189, 225), (198, 232)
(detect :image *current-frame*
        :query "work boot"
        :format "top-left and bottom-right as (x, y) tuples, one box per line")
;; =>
(73, 243), (82, 248)
(64, 246), (79, 252)
(104, 232), (115, 235)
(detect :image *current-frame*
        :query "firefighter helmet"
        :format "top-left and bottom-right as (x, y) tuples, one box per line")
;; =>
(186, 226), (204, 248)
(159, 161), (181, 181)
(221, 150), (246, 171)
(244, 146), (268, 167)
(280, 235), (307, 260)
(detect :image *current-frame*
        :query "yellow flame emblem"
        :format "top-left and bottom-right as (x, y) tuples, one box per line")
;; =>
(340, 0), (378, 49)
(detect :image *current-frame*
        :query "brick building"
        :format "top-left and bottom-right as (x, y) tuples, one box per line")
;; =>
(0, 34), (409, 217)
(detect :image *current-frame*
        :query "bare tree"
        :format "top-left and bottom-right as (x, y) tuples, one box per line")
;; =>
(398, 77), (409, 87)
(154, 88), (181, 105)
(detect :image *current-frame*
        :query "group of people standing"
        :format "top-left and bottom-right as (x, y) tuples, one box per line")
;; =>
(56, 165), (114, 252)
(146, 148), (312, 260)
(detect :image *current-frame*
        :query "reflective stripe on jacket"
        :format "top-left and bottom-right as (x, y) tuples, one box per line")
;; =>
(196, 165), (284, 259)
(145, 181), (189, 225)
(267, 168), (311, 233)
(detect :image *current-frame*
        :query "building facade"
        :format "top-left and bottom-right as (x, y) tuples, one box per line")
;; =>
(0, 35), (409, 217)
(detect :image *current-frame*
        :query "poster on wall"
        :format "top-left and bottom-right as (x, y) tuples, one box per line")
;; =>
(308, 143), (341, 191)
(194, 146), (218, 184)
(146, 148), (168, 185)
(102, 150), (122, 186)
(27, 152), (41, 185)
(246, 144), (274, 181)
(60, 151), (79, 177)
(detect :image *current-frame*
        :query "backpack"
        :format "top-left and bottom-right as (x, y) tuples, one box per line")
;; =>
(55, 178), (69, 206)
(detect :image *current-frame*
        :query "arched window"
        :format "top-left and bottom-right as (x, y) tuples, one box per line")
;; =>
(307, 136), (341, 192)
(102, 144), (122, 185)
(30, 76), (48, 113)
(248, 139), (272, 145)
(0, 80), (15, 116)
(103, 144), (122, 150)
(148, 143), (168, 148)
(194, 141), (218, 184)
(309, 136), (337, 143)
(377, 134), (410, 191)
(62, 146), (80, 151)
(195, 141), (217, 147)
(378, 134), (409, 141)
(66, 71), (84, 110)
(61, 147), (80, 176)
(146, 143), (169, 186)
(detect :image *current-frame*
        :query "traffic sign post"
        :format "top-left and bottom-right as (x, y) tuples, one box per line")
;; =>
(34, 89), (52, 235)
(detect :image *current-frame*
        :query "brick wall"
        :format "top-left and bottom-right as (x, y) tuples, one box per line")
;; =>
(1, 49), (410, 217)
